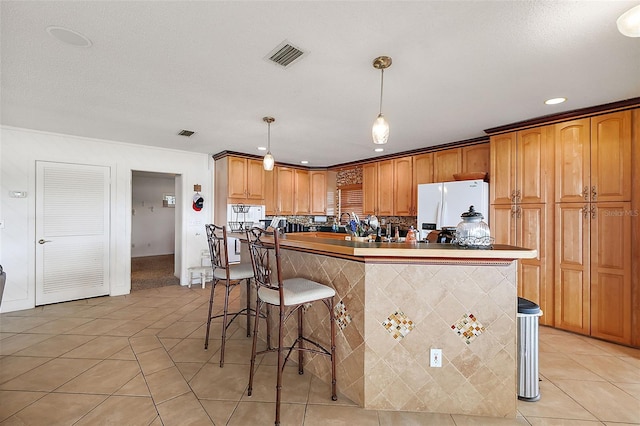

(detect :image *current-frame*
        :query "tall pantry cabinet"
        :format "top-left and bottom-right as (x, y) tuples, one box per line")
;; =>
(554, 111), (632, 344)
(490, 126), (554, 325)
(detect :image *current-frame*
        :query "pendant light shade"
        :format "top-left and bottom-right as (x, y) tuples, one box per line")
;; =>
(617, 4), (640, 37)
(263, 116), (275, 171)
(372, 56), (392, 145)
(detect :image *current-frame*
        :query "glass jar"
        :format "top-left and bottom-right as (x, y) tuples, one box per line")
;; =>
(455, 206), (492, 248)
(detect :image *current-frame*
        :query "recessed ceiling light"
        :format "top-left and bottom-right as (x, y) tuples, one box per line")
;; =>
(46, 26), (92, 47)
(257, 146), (267, 151)
(301, 160), (309, 164)
(374, 148), (384, 152)
(545, 97), (566, 105)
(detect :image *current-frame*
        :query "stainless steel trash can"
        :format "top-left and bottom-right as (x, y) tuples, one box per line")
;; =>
(517, 297), (542, 401)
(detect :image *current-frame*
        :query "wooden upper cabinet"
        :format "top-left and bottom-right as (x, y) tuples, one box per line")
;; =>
(518, 127), (549, 204)
(227, 157), (265, 202)
(555, 119), (591, 203)
(310, 171), (327, 215)
(294, 169), (310, 214)
(277, 167), (295, 215)
(377, 160), (394, 216)
(362, 163), (378, 215)
(590, 111), (631, 202)
(490, 133), (517, 205)
(413, 153), (434, 185)
(462, 143), (490, 175)
(434, 148), (462, 182)
(394, 156), (413, 215)
(264, 169), (276, 216)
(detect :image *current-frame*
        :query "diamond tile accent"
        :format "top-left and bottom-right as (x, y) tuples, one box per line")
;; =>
(451, 313), (485, 344)
(382, 310), (414, 340)
(334, 300), (352, 330)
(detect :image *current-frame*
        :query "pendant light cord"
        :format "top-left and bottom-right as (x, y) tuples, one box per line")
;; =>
(267, 122), (271, 152)
(379, 68), (384, 115)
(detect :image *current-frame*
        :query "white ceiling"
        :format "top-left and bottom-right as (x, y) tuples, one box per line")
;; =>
(2, 1), (639, 167)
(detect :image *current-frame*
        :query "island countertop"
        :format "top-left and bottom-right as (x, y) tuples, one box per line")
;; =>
(268, 232), (537, 261)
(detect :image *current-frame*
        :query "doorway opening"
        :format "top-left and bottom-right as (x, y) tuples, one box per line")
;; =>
(131, 171), (180, 291)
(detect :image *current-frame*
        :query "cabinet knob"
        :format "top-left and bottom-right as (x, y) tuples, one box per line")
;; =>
(590, 205), (596, 219)
(581, 204), (589, 219)
(582, 186), (589, 201)
(591, 186), (597, 201)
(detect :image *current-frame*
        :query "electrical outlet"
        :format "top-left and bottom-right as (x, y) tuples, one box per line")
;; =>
(430, 348), (442, 367)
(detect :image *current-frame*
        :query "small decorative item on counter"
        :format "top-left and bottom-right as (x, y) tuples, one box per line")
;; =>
(346, 212), (371, 238)
(406, 226), (417, 243)
(454, 205), (492, 249)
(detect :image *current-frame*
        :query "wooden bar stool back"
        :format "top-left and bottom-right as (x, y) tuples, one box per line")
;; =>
(204, 224), (255, 367)
(245, 227), (337, 426)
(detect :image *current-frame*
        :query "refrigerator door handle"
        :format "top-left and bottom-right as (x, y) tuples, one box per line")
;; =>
(436, 201), (442, 230)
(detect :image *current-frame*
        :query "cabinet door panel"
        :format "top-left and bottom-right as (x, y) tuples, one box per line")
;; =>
(590, 202), (631, 344)
(310, 171), (327, 215)
(394, 157), (413, 216)
(264, 169), (276, 215)
(554, 203), (590, 335)
(490, 204), (516, 245)
(518, 127), (547, 204)
(462, 144), (490, 175)
(490, 133), (516, 205)
(246, 159), (265, 201)
(555, 119), (590, 203)
(294, 170), (310, 214)
(377, 160), (394, 216)
(362, 163), (378, 215)
(228, 157), (248, 199)
(591, 111), (631, 202)
(277, 167), (295, 215)
(413, 153), (434, 185)
(434, 148), (462, 182)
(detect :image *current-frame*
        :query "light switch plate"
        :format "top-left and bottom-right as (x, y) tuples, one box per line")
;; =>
(430, 348), (442, 367)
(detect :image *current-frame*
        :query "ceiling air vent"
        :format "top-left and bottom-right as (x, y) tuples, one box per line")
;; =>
(178, 129), (195, 137)
(266, 41), (307, 68)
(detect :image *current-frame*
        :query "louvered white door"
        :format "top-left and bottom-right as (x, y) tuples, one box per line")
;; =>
(36, 162), (110, 305)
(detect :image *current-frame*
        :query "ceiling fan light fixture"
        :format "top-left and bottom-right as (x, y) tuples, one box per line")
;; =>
(617, 4), (640, 37)
(372, 56), (392, 145)
(262, 116), (275, 171)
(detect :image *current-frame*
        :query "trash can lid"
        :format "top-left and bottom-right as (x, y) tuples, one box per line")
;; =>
(518, 297), (540, 314)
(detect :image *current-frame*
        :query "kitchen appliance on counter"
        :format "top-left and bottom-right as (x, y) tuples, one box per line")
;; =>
(417, 180), (489, 241)
(225, 204), (265, 263)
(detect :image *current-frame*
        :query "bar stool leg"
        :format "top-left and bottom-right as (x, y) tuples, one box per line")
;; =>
(275, 306), (285, 426)
(245, 278), (251, 337)
(329, 297), (337, 401)
(204, 279), (217, 350)
(247, 298), (262, 397)
(297, 307), (304, 375)
(219, 280), (231, 367)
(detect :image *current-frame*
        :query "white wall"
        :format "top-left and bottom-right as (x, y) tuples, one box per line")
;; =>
(131, 173), (176, 257)
(0, 126), (214, 313)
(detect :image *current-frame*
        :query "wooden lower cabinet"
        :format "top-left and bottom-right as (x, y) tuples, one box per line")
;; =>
(554, 202), (632, 344)
(491, 203), (553, 325)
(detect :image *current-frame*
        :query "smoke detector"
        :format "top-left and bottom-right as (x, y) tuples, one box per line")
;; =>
(265, 40), (307, 68)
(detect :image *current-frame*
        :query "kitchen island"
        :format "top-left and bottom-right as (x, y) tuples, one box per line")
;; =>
(240, 232), (536, 418)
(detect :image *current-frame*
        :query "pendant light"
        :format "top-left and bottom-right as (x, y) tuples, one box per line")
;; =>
(263, 116), (275, 171)
(372, 56), (392, 145)
(617, 4), (640, 37)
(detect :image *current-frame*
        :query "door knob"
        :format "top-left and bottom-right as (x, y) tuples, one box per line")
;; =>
(38, 239), (51, 244)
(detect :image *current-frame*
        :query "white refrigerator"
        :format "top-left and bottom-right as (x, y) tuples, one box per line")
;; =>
(417, 180), (489, 238)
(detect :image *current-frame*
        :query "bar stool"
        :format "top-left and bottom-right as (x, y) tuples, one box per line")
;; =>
(245, 227), (337, 426)
(204, 224), (255, 367)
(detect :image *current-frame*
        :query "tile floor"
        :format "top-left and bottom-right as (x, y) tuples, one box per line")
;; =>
(0, 284), (638, 425)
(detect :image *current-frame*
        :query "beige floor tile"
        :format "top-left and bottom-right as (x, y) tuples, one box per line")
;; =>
(568, 353), (640, 383)
(0, 332), (16, 341)
(378, 410), (456, 425)
(526, 418), (604, 425)
(13, 334), (95, 357)
(74, 395), (158, 426)
(200, 399), (239, 425)
(63, 318), (130, 335)
(0, 390), (47, 422)
(129, 334), (164, 354)
(156, 392), (214, 425)
(538, 334), (602, 355)
(0, 356), (52, 384)
(159, 337), (183, 351)
(189, 363), (248, 400)
(228, 401), (305, 426)
(211, 336), (254, 365)
(168, 337), (217, 363)
(307, 375), (357, 407)
(0, 316), (50, 333)
(304, 404), (379, 425)
(156, 320), (202, 339)
(450, 414), (530, 425)
(0, 333), (53, 355)
(107, 319), (156, 336)
(135, 347), (175, 376)
(108, 344), (137, 360)
(620, 356), (640, 369)
(56, 359), (141, 394)
(540, 352), (605, 382)
(113, 373), (151, 397)
(614, 382), (640, 400)
(1, 392), (107, 425)
(59, 335), (129, 359)
(101, 306), (155, 320)
(0, 358), (100, 391)
(24, 317), (94, 334)
(242, 363), (312, 404)
(145, 366), (191, 403)
(553, 379), (640, 423)
(175, 362), (205, 382)
(517, 378), (599, 421)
